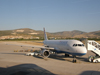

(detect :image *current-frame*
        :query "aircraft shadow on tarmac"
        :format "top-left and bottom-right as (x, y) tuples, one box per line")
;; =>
(80, 71), (100, 75)
(1, 52), (88, 62)
(76, 56), (88, 62)
(33, 54), (69, 62)
(49, 54), (89, 62)
(33, 54), (73, 62)
(33, 55), (44, 59)
(33, 54), (88, 63)
(0, 64), (55, 75)
(49, 54), (71, 61)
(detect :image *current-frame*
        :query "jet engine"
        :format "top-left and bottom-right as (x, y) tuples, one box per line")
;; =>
(41, 49), (50, 57)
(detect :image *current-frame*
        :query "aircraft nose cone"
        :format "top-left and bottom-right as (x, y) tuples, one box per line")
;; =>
(75, 47), (87, 56)
(84, 47), (87, 53)
(81, 47), (87, 55)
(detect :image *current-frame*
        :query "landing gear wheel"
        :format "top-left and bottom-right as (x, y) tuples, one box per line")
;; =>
(73, 60), (76, 63)
(74, 60), (76, 63)
(65, 54), (69, 57)
(95, 60), (98, 63)
(73, 55), (76, 63)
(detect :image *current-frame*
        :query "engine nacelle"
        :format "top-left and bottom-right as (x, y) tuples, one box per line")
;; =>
(40, 50), (50, 57)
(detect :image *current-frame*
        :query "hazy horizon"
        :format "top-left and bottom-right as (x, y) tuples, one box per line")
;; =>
(0, 27), (100, 33)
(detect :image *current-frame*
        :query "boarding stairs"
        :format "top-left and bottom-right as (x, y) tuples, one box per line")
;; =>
(87, 40), (100, 56)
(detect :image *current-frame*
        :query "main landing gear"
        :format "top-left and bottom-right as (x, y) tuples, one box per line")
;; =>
(65, 53), (69, 57)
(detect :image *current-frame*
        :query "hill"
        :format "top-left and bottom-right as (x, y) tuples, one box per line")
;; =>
(0, 28), (100, 38)
(51, 30), (86, 38)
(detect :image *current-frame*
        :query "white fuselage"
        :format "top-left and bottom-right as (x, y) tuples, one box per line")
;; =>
(43, 40), (87, 56)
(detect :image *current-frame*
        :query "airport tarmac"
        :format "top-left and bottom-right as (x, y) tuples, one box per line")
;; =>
(0, 41), (100, 75)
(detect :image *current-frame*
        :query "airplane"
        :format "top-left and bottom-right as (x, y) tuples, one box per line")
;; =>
(39, 28), (87, 62)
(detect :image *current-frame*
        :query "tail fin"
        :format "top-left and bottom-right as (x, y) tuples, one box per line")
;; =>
(43, 28), (48, 40)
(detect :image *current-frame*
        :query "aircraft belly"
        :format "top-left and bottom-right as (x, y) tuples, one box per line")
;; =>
(45, 42), (79, 55)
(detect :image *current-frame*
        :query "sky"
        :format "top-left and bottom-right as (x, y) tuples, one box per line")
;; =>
(0, 0), (100, 32)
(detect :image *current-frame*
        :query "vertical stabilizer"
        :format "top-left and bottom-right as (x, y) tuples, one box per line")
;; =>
(43, 28), (48, 40)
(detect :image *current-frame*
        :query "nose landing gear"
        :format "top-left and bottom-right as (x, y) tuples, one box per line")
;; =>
(65, 54), (77, 63)
(73, 55), (76, 63)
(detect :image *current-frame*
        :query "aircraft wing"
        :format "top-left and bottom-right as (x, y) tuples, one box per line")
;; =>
(4, 42), (54, 50)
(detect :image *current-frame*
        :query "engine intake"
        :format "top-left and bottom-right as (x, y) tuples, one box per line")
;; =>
(41, 50), (50, 57)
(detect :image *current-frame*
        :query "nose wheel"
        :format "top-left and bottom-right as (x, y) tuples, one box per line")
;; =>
(73, 55), (76, 63)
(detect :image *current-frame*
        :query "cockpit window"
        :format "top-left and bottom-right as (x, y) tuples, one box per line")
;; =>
(82, 44), (84, 46)
(73, 44), (77, 46)
(73, 44), (84, 47)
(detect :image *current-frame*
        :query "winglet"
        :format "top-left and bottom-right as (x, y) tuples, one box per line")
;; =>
(43, 28), (48, 40)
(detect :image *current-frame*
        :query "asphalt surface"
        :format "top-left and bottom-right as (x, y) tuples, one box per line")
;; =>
(0, 41), (100, 75)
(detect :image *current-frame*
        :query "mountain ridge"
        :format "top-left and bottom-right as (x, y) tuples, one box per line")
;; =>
(0, 28), (100, 38)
